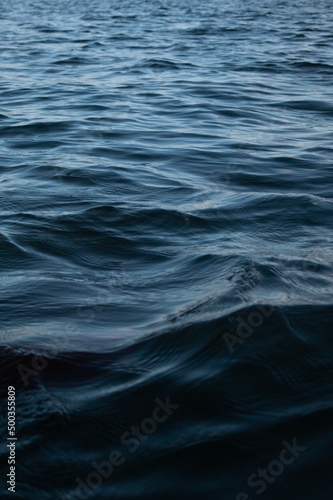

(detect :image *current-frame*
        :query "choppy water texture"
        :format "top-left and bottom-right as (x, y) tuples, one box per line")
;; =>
(1, 0), (333, 498)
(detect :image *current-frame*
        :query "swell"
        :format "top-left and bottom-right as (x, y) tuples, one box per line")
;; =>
(1, 304), (332, 499)
(1, 0), (333, 498)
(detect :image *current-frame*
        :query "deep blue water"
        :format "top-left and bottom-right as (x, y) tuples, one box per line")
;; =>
(1, 0), (333, 498)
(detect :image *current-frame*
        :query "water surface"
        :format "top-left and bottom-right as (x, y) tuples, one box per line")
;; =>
(1, 0), (333, 498)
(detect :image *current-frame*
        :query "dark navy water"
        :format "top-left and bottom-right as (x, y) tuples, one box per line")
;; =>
(1, 0), (333, 498)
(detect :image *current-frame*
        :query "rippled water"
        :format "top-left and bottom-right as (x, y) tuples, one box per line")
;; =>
(1, 0), (333, 498)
